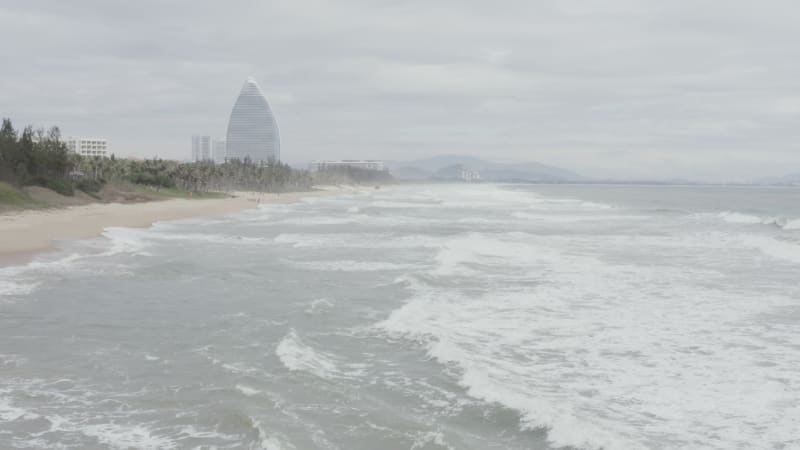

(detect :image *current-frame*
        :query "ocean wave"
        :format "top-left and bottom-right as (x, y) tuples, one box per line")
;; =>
(275, 329), (341, 379)
(377, 225), (800, 450)
(367, 200), (442, 209)
(432, 232), (558, 277)
(376, 293), (628, 450)
(0, 389), (179, 450)
(81, 422), (178, 450)
(734, 234), (800, 264)
(305, 298), (335, 315)
(0, 248), (121, 301)
(249, 417), (296, 450)
(511, 211), (648, 222)
(274, 233), (438, 249)
(101, 227), (153, 256)
(105, 227), (271, 247)
(236, 384), (263, 397)
(273, 215), (365, 226)
(716, 212), (800, 230)
(0, 277), (39, 300)
(288, 259), (426, 272)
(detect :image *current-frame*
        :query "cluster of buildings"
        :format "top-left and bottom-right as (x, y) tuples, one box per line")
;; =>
(190, 77), (387, 174)
(460, 166), (481, 182)
(62, 76), (387, 176)
(192, 77), (280, 164)
(307, 160), (386, 172)
(191, 135), (226, 163)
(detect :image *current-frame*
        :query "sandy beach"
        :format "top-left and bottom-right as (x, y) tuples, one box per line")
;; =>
(0, 189), (344, 260)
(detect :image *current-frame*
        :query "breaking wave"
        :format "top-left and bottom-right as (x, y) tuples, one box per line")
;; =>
(717, 211), (800, 230)
(275, 329), (341, 380)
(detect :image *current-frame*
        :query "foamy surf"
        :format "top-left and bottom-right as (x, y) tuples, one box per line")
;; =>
(276, 329), (341, 379)
(3, 183), (800, 450)
(716, 211), (800, 230)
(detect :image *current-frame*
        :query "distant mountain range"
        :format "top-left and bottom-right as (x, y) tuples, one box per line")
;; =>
(386, 155), (585, 182)
(754, 173), (800, 186)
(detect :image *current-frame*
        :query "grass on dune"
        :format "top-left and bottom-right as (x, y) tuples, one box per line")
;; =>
(120, 182), (230, 200)
(0, 181), (39, 209)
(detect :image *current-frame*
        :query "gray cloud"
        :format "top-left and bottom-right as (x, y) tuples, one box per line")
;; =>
(2, 0), (799, 181)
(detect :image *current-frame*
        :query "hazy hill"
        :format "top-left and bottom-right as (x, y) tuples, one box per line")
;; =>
(755, 173), (800, 185)
(390, 166), (433, 180)
(386, 155), (584, 182)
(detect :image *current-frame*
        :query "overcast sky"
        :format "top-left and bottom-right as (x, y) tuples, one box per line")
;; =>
(2, 0), (800, 181)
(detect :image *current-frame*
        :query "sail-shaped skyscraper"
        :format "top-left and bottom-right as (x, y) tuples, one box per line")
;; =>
(225, 77), (280, 162)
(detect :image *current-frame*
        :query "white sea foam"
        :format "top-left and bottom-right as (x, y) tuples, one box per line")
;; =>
(716, 211), (800, 230)
(305, 298), (335, 315)
(276, 329), (340, 379)
(0, 250), (109, 301)
(274, 233), (438, 249)
(0, 277), (39, 300)
(0, 395), (40, 421)
(432, 232), (559, 277)
(378, 224), (800, 450)
(511, 211), (648, 222)
(290, 259), (425, 272)
(250, 418), (296, 450)
(106, 228), (271, 247)
(176, 425), (240, 442)
(734, 234), (800, 264)
(236, 384), (263, 397)
(1, 387), (178, 449)
(81, 422), (177, 449)
(101, 227), (153, 256)
(409, 430), (455, 450)
(367, 200), (442, 209)
(275, 215), (364, 226)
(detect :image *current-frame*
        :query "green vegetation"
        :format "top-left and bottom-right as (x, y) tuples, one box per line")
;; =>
(0, 181), (38, 209)
(0, 118), (320, 210)
(313, 165), (394, 185)
(1, 117), (395, 211)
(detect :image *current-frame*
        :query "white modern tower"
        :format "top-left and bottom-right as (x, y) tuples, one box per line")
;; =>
(225, 77), (280, 162)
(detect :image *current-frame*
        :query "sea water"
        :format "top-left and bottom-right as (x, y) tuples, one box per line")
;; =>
(1, 184), (799, 449)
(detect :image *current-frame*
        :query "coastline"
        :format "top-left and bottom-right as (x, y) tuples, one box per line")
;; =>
(0, 188), (349, 263)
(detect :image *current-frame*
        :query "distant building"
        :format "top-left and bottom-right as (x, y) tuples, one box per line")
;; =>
(212, 138), (226, 163)
(308, 160), (386, 172)
(460, 167), (481, 182)
(191, 135), (212, 161)
(65, 137), (108, 157)
(226, 77), (280, 162)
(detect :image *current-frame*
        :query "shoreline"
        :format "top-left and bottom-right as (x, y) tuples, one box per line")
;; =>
(0, 187), (349, 264)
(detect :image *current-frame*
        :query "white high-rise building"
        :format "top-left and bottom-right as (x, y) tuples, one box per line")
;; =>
(226, 77), (280, 162)
(65, 137), (108, 157)
(212, 138), (226, 163)
(191, 135), (212, 161)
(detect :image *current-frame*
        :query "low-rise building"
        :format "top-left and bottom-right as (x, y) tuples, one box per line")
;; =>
(308, 160), (386, 172)
(65, 137), (108, 157)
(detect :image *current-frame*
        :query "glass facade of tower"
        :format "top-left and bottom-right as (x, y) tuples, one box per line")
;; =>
(225, 77), (280, 162)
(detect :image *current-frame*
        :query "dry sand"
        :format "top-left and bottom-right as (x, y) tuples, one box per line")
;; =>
(0, 188), (347, 259)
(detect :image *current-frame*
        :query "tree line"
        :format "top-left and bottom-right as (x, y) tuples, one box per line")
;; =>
(0, 118), (316, 196)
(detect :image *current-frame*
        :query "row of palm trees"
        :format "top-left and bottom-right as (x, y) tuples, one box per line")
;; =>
(74, 156), (314, 194)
